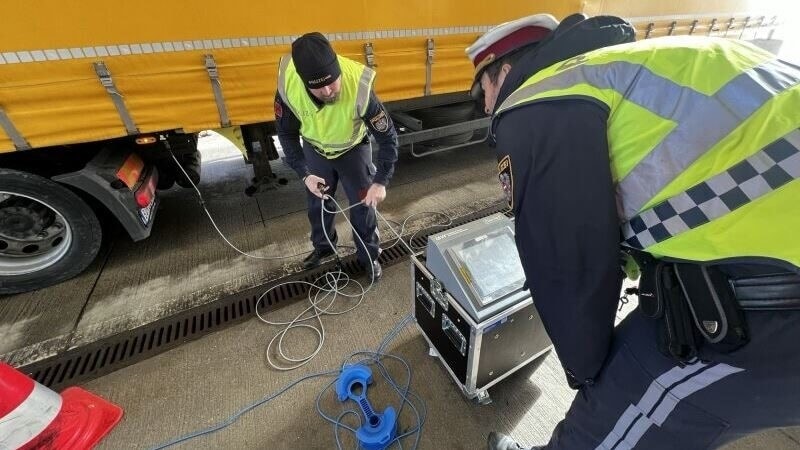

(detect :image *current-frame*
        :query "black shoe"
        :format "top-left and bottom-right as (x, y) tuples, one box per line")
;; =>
(303, 248), (336, 269)
(368, 260), (382, 283)
(488, 432), (526, 450)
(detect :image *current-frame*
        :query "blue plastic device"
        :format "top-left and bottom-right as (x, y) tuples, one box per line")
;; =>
(335, 364), (397, 450)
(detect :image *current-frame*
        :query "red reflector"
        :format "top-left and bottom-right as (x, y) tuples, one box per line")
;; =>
(134, 170), (158, 208)
(116, 153), (144, 190)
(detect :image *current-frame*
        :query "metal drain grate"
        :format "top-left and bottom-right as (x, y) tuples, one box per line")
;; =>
(19, 202), (508, 390)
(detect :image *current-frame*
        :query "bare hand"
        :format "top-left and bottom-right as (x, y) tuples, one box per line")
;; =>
(304, 175), (328, 198)
(363, 183), (386, 208)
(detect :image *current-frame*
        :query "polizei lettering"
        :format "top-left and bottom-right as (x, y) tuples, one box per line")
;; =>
(310, 74), (332, 84)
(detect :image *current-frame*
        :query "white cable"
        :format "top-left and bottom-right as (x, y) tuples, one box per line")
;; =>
(259, 195), (377, 370)
(257, 196), (444, 371)
(256, 271), (368, 371)
(169, 150), (316, 260)
(322, 195), (378, 287)
(170, 148), (454, 370)
(381, 211), (453, 253)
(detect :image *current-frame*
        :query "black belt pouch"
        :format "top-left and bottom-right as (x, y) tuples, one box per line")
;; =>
(639, 259), (700, 362)
(673, 264), (749, 353)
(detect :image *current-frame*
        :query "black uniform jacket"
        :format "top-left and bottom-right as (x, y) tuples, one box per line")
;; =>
(491, 14), (635, 388)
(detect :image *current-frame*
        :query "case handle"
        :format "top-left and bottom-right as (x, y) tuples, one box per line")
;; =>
(442, 315), (466, 356)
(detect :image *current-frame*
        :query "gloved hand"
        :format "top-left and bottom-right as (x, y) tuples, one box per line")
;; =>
(304, 174), (328, 198)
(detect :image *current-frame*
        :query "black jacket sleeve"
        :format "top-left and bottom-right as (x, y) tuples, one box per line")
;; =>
(494, 99), (622, 388)
(274, 93), (309, 180)
(362, 91), (398, 186)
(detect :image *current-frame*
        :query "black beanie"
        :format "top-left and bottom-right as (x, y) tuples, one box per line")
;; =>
(292, 32), (341, 89)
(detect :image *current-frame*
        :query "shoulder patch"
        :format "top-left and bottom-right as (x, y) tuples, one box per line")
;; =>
(274, 100), (283, 118)
(369, 109), (389, 133)
(498, 155), (514, 209)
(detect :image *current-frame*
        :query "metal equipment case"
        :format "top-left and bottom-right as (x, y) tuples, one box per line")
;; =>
(411, 254), (552, 403)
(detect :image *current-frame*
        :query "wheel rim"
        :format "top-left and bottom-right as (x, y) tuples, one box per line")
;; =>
(0, 191), (73, 276)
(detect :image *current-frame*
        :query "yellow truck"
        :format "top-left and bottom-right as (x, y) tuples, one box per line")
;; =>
(0, 0), (787, 293)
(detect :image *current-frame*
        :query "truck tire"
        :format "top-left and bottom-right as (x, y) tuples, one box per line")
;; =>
(0, 169), (102, 295)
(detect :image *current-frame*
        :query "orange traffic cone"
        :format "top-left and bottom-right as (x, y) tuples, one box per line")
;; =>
(0, 362), (123, 449)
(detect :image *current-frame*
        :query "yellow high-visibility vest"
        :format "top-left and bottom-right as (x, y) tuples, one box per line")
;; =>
(278, 55), (375, 158)
(495, 37), (800, 268)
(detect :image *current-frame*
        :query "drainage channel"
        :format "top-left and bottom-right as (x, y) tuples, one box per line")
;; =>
(19, 202), (509, 390)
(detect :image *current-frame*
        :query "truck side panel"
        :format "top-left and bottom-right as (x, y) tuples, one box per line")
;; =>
(0, 0), (787, 153)
(0, 0), (585, 153)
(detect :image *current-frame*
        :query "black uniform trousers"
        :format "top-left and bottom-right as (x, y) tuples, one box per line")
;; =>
(543, 307), (800, 449)
(303, 141), (379, 266)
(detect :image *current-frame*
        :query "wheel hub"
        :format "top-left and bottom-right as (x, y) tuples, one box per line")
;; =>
(0, 206), (46, 240)
(0, 194), (70, 265)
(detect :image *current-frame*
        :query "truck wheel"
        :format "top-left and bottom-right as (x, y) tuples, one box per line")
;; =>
(0, 169), (102, 295)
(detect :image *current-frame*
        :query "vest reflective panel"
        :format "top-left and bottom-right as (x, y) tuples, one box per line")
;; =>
(278, 55), (375, 158)
(495, 37), (800, 268)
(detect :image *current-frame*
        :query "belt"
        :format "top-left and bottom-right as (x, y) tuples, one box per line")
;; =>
(732, 273), (800, 310)
(627, 246), (800, 312)
(630, 252), (800, 361)
(311, 145), (349, 159)
(310, 137), (369, 159)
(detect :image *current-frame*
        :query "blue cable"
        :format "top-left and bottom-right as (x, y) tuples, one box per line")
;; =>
(316, 350), (426, 450)
(316, 324), (427, 449)
(334, 410), (363, 449)
(163, 140), (435, 448)
(148, 315), (424, 450)
(338, 316), (429, 449)
(148, 368), (339, 450)
(360, 351), (427, 447)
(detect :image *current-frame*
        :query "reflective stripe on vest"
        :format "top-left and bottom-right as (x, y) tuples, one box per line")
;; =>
(496, 47), (800, 220)
(623, 129), (800, 248)
(494, 37), (800, 267)
(277, 55), (375, 158)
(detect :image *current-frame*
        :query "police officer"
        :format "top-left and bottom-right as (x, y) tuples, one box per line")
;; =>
(275, 32), (398, 281)
(466, 13), (800, 450)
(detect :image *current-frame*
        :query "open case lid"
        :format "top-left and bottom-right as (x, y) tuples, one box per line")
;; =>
(426, 213), (532, 321)
(446, 225), (526, 307)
